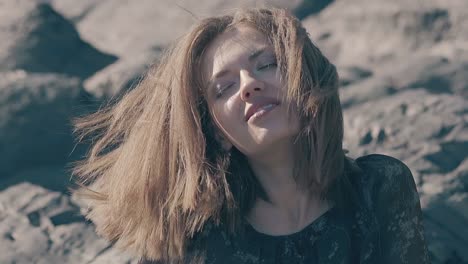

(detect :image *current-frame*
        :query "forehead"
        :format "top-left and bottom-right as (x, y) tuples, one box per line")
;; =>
(202, 25), (271, 78)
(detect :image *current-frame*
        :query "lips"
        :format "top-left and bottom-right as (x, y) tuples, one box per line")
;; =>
(245, 99), (280, 122)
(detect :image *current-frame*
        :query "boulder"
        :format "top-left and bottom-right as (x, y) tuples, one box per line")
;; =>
(68, 0), (302, 57)
(0, 71), (86, 178)
(340, 55), (468, 108)
(83, 48), (162, 98)
(422, 160), (468, 263)
(0, 0), (117, 79)
(0, 165), (76, 193)
(303, 0), (468, 68)
(0, 182), (135, 263)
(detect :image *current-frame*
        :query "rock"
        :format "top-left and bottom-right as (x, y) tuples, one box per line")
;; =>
(0, 210), (51, 264)
(302, 0), (468, 68)
(344, 89), (466, 162)
(83, 48), (162, 98)
(293, 0), (335, 19)
(0, 182), (77, 223)
(338, 66), (373, 87)
(0, 0), (117, 79)
(0, 183), (136, 263)
(69, 0), (303, 57)
(421, 160), (468, 263)
(0, 71), (84, 178)
(340, 54), (468, 108)
(50, 0), (103, 23)
(423, 141), (468, 174)
(0, 166), (76, 193)
(46, 222), (135, 263)
(406, 58), (468, 97)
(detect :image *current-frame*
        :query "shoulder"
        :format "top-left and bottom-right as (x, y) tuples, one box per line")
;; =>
(352, 154), (419, 210)
(355, 154), (415, 192)
(355, 154), (412, 181)
(352, 155), (429, 262)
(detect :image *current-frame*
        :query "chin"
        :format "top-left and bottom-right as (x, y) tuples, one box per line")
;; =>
(242, 129), (298, 157)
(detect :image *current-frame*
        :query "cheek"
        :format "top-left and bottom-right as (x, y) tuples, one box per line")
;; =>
(262, 74), (285, 97)
(212, 100), (239, 128)
(210, 99), (242, 135)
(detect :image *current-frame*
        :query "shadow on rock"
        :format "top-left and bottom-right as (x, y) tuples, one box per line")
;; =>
(2, 2), (117, 80)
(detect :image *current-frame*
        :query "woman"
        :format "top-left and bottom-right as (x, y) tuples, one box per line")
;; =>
(72, 7), (429, 264)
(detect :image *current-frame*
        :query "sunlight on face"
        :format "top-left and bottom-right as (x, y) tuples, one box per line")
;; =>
(202, 25), (300, 158)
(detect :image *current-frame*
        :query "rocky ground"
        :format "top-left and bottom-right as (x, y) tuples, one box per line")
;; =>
(0, 0), (466, 263)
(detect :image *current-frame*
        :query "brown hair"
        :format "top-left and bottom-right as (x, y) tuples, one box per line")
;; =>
(71, 7), (346, 263)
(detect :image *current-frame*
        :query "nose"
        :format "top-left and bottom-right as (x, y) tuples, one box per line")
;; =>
(239, 70), (264, 102)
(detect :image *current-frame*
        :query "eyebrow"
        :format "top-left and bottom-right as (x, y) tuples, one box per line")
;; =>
(248, 48), (266, 62)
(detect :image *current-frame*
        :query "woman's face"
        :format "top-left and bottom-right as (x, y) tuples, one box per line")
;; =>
(202, 25), (300, 157)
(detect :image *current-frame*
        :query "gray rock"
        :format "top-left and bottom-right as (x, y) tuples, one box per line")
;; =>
(303, 0), (468, 68)
(70, 0), (302, 57)
(0, 183), (136, 263)
(0, 71), (84, 178)
(344, 89), (466, 164)
(50, 0), (103, 23)
(0, 0), (117, 79)
(340, 55), (468, 108)
(293, 0), (335, 19)
(0, 182), (77, 225)
(338, 66), (373, 87)
(83, 48), (162, 98)
(0, 165), (76, 193)
(421, 160), (468, 263)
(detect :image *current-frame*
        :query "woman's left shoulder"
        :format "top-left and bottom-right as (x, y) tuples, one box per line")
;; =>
(352, 154), (430, 263)
(354, 154), (413, 180)
(353, 154), (418, 203)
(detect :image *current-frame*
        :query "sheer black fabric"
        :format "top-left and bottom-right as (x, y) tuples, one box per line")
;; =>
(140, 154), (430, 264)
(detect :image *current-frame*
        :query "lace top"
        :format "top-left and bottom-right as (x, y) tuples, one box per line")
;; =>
(141, 154), (430, 264)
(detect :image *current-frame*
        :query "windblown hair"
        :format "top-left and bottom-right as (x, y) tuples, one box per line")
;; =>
(72, 7), (346, 263)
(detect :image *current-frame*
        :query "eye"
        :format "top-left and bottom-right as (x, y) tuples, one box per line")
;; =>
(256, 60), (277, 71)
(214, 82), (235, 98)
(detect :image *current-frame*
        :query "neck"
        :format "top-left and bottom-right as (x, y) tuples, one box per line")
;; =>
(246, 138), (297, 201)
(245, 141), (330, 235)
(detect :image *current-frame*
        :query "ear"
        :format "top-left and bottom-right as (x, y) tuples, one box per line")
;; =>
(214, 132), (232, 151)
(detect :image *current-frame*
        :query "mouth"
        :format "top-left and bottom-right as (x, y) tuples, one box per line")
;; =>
(245, 102), (279, 122)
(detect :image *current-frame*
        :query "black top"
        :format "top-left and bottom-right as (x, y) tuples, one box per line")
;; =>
(141, 154), (430, 264)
